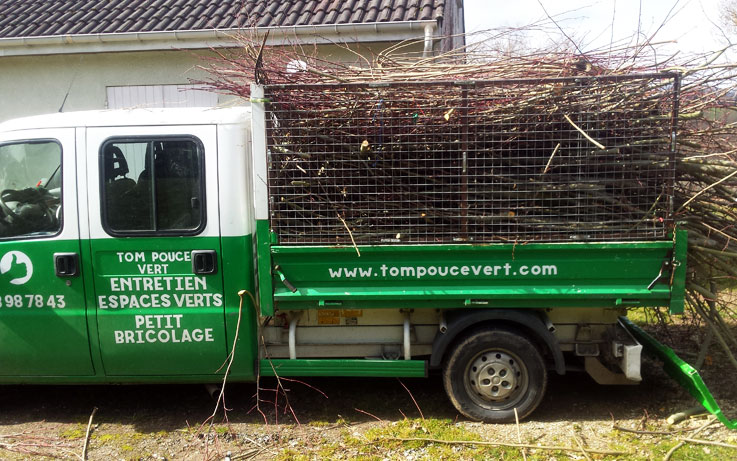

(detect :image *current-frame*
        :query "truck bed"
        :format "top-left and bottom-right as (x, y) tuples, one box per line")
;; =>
(252, 75), (684, 316)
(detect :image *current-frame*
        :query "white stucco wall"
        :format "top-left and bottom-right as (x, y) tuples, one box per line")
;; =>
(0, 42), (423, 123)
(0, 50), (222, 121)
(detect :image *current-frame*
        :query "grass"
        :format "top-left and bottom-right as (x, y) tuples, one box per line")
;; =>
(272, 415), (737, 460)
(362, 419), (511, 459)
(611, 431), (737, 460)
(278, 419), (518, 460)
(58, 423), (86, 440)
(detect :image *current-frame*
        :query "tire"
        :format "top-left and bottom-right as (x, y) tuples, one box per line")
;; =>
(442, 328), (547, 423)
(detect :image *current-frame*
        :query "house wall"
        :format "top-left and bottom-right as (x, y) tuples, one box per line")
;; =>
(0, 50), (216, 121)
(0, 42), (422, 123)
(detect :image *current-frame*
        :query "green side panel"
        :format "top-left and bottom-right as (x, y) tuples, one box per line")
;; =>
(621, 317), (737, 429)
(270, 242), (677, 310)
(669, 229), (688, 314)
(0, 239), (94, 376)
(256, 219), (274, 316)
(220, 235), (258, 380)
(90, 236), (228, 376)
(0, 234), (259, 383)
(259, 359), (427, 377)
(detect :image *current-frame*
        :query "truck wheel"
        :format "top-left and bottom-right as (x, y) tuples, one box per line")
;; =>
(443, 328), (547, 423)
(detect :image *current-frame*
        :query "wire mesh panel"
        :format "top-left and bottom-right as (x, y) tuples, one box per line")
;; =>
(264, 74), (679, 245)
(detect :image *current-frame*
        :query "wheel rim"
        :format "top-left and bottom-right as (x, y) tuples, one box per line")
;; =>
(464, 348), (529, 410)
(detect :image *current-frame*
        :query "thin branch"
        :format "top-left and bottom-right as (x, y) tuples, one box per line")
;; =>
(515, 408), (527, 461)
(542, 142), (561, 174)
(681, 438), (737, 449)
(207, 289), (247, 425)
(678, 169), (737, 212)
(535, 0), (584, 55)
(397, 379), (424, 421)
(355, 408), (384, 422)
(664, 417), (716, 461)
(564, 114), (606, 149)
(572, 432), (592, 461)
(382, 437), (628, 455)
(81, 407), (98, 461)
(338, 213), (361, 257)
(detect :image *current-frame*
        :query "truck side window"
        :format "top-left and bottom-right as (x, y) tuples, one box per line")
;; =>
(100, 138), (205, 235)
(0, 141), (62, 239)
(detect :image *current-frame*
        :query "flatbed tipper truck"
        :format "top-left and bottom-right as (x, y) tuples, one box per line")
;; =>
(0, 74), (705, 423)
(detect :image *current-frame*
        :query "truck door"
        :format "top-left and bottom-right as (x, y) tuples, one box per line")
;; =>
(85, 126), (227, 376)
(0, 129), (94, 376)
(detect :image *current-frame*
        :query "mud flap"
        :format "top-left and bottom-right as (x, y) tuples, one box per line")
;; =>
(620, 317), (737, 429)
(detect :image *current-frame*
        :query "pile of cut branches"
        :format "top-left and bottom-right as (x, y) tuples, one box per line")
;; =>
(202, 30), (737, 368)
(260, 74), (677, 245)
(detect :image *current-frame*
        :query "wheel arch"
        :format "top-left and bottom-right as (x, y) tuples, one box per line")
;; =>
(430, 309), (565, 375)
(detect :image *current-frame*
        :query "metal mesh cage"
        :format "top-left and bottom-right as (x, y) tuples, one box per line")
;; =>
(264, 74), (679, 245)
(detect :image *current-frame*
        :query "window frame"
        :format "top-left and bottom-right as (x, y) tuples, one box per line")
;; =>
(99, 135), (207, 238)
(0, 138), (64, 241)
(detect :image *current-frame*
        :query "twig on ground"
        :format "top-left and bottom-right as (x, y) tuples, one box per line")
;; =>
(0, 432), (79, 459)
(664, 416), (716, 461)
(667, 405), (707, 425)
(609, 411), (704, 434)
(382, 437), (629, 455)
(681, 437), (737, 449)
(613, 425), (702, 435)
(514, 407), (527, 461)
(230, 448), (264, 460)
(82, 406), (98, 461)
(572, 430), (592, 461)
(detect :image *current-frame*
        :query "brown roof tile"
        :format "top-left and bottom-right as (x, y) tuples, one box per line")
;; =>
(0, 0), (450, 39)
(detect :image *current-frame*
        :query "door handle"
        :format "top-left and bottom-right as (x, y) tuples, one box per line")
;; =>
(54, 253), (79, 277)
(191, 250), (217, 275)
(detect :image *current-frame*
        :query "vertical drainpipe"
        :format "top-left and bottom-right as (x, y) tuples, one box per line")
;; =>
(423, 23), (435, 57)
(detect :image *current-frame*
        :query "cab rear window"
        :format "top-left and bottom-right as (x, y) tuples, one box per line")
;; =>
(0, 140), (62, 239)
(100, 138), (205, 236)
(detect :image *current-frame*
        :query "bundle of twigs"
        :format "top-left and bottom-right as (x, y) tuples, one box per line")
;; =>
(672, 62), (737, 367)
(201, 28), (687, 86)
(261, 75), (676, 245)
(202, 30), (737, 369)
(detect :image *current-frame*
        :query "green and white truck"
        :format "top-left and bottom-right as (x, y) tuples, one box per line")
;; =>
(0, 75), (701, 423)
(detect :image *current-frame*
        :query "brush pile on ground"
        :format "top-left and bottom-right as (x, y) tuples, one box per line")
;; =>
(203, 32), (737, 363)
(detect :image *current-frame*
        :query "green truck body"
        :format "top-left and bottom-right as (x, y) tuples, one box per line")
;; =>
(0, 75), (695, 422)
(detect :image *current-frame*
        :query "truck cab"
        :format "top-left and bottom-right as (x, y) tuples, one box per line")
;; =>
(0, 108), (257, 382)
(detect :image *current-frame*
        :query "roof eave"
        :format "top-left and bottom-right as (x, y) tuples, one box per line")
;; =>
(0, 21), (439, 57)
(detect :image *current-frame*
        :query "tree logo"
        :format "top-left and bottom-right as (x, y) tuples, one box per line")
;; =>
(0, 251), (33, 285)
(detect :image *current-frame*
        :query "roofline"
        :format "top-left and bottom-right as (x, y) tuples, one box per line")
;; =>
(0, 21), (439, 57)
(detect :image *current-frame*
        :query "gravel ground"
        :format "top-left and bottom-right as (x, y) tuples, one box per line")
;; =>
(0, 327), (735, 460)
